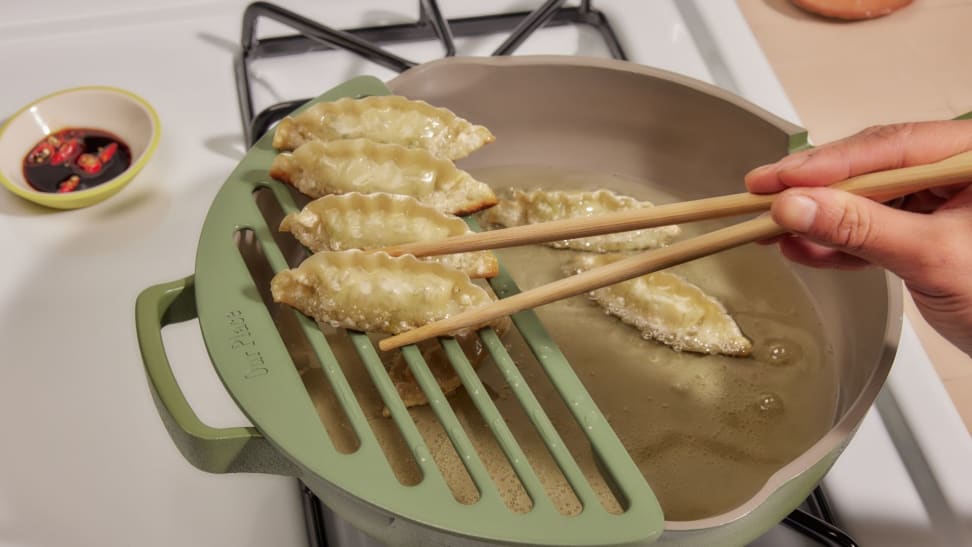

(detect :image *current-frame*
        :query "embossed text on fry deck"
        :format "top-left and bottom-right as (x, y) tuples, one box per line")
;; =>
(226, 310), (268, 379)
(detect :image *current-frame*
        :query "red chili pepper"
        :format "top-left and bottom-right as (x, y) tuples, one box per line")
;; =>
(98, 142), (118, 164)
(77, 153), (102, 174)
(58, 176), (81, 193)
(51, 138), (81, 165)
(28, 142), (54, 164)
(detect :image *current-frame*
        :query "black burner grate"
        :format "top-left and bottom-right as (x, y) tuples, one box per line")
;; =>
(234, 3), (859, 546)
(234, 0), (625, 145)
(301, 483), (858, 547)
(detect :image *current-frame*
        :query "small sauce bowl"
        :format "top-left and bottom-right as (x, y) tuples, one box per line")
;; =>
(0, 86), (161, 209)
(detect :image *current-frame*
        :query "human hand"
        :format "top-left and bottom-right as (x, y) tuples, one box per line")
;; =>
(744, 120), (972, 356)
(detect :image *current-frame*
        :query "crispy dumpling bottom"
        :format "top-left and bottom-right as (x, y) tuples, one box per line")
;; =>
(565, 254), (752, 357)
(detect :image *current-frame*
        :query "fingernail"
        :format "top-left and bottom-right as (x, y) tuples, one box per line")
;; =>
(776, 194), (817, 233)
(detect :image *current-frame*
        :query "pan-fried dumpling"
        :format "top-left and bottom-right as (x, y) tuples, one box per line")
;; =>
(272, 95), (495, 160)
(269, 139), (497, 215)
(271, 250), (506, 336)
(381, 329), (502, 411)
(565, 254), (751, 356)
(280, 193), (498, 278)
(481, 188), (681, 251)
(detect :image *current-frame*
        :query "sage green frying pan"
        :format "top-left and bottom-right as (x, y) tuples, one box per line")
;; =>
(136, 56), (903, 546)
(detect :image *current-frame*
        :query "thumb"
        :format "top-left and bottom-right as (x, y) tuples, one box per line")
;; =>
(771, 187), (936, 279)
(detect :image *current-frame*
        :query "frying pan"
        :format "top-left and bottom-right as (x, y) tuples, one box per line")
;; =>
(135, 56), (901, 546)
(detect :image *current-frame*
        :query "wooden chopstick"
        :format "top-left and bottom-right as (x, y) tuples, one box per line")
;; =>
(380, 214), (782, 351)
(382, 192), (776, 258)
(378, 150), (972, 351)
(382, 149), (972, 259)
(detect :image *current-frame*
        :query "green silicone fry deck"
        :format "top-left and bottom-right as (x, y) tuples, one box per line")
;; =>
(150, 76), (665, 546)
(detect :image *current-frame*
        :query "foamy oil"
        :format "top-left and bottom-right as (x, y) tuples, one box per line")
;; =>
(469, 165), (837, 520)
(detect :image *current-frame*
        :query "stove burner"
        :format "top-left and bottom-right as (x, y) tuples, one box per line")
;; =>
(785, 487), (858, 547)
(233, 3), (859, 545)
(301, 483), (857, 547)
(234, 0), (626, 146)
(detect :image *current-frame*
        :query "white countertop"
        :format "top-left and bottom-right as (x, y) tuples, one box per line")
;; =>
(0, 2), (307, 546)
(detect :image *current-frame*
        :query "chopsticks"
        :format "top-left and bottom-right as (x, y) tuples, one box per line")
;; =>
(382, 150), (972, 259)
(378, 149), (972, 351)
(382, 192), (777, 258)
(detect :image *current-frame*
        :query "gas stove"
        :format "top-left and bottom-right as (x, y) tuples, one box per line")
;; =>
(1, 2), (970, 547)
(232, 2), (972, 546)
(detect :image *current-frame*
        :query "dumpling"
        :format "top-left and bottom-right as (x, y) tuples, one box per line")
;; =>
(280, 193), (498, 278)
(481, 188), (681, 251)
(381, 330), (499, 411)
(272, 95), (495, 160)
(271, 250), (506, 336)
(269, 139), (497, 215)
(565, 254), (751, 356)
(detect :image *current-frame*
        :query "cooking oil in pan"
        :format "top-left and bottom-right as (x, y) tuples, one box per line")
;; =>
(466, 165), (837, 521)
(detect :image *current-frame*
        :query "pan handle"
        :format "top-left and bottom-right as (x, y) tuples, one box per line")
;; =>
(135, 276), (298, 476)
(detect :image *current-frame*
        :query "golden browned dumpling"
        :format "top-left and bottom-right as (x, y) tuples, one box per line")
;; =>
(273, 249), (510, 410)
(270, 139), (497, 215)
(280, 193), (498, 278)
(271, 250), (505, 336)
(565, 254), (751, 356)
(272, 95), (495, 160)
(482, 188), (681, 251)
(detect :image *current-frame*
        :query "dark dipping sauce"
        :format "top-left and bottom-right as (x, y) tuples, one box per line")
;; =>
(23, 128), (131, 193)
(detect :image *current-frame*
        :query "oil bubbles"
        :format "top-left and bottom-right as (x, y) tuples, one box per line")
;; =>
(755, 338), (802, 366)
(755, 392), (784, 416)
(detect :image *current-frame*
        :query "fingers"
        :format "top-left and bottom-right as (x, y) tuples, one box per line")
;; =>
(939, 184), (972, 212)
(745, 120), (972, 194)
(747, 120), (972, 355)
(775, 237), (872, 270)
(770, 186), (937, 281)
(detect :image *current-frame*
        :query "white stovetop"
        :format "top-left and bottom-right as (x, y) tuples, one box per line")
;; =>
(1, 2), (970, 547)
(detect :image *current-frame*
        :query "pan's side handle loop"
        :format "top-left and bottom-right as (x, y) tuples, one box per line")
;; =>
(135, 276), (298, 477)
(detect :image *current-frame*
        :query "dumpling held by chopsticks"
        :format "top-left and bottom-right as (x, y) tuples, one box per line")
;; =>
(565, 254), (751, 356)
(481, 188), (681, 252)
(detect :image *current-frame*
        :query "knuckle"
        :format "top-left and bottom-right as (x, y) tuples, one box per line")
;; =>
(861, 123), (916, 166)
(825, 200), (874, 251)
(857, 122), (915, 142)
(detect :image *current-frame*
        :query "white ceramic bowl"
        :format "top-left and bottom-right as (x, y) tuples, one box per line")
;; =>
(0, 86), (160, 209)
